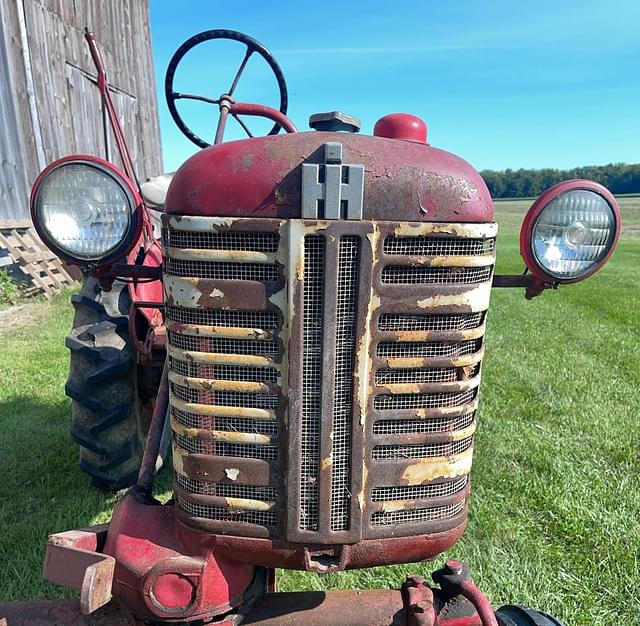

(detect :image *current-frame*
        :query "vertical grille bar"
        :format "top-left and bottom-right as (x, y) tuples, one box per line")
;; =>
(299, 235), (325, 531)
(330, 236), (360, 531)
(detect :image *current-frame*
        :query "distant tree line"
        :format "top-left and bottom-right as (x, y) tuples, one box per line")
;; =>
(480, 163), (640, 198)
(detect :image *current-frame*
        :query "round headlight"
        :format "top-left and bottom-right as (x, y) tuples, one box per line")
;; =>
(520, 180), (620, 283)
(31, 157), (142, 264)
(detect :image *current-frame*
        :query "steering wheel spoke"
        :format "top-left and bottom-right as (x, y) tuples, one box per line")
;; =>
(232, 113), (254, 138)
(165, 29), (289, 148)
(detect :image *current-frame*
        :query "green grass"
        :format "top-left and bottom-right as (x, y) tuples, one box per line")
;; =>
(0, 201), (638, 624)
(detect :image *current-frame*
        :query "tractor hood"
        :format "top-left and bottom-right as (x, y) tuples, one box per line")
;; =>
(165, 131), (493, 222)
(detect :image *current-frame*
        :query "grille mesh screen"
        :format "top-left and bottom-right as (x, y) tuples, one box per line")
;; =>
(177, 495), (277, 526)
(375, 367), (457, 384)
(166, 307), (279, 330)
(384, 236), (495, 256)
(164, 230), (279, 252)
(378, 312), (483, 332)
(176, 474), (277, 500)
(173, 408), (278, 435)
(377, 339), (481, 359)
(169, 332), (279, 357)
(300, 236), (325, 531)
(372, 437), (473, 460)
(381, 265), (492, 285)
(170, 359), (279, 383)
(171, 384), (279, 409)
(373, 412), (475, 435)
(371, 500), (466, 525)
(175, 433), (278, 459)
(374, 389), (476, 411)
(166, 259), (279, 281)
(330, 236), (360, 531)
(372, 477), (468, 502)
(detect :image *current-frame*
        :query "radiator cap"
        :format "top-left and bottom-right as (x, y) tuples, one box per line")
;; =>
(309, 111), (361, 133)
(374, 113), (427, 144)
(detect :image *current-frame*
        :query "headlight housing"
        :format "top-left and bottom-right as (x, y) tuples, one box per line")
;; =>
(30, 156), (143, 265)
(520, 180), (620, 283)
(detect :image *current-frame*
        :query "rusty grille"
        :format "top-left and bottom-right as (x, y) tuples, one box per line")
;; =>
(383, 236), (495, 256)
(371, 500), (466, 526)
(170, 358), (279, 383)
(176, 474), (277, 500)
(168, 333), (279, 356)
(371, 477), (468, 502)
(373, 412), (475, 435)
(376, 339), (481, 359)
(176, 495), (277, 527)
(299, 235), (325, 531)
(165, 258), (280, 281)
(372, 437), (474, 460)
(175, 433), (278, 459)
(330, 236), (360, 531)
(173, 408), (278, 435)
(164, 215), (495, 544)
(164, 230), (279, 251)
(166, 307), (279, 330)
(378, 312), (483, 332)
(381, 266), (492, 284)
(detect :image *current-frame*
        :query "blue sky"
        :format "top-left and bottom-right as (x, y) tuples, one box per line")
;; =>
(150, 1), (639, 173)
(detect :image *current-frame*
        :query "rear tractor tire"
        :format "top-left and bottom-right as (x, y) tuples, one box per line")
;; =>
(65, 276), (146, 491)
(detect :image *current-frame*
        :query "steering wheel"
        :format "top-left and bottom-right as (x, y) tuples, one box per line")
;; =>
(165, 29), (290, 148)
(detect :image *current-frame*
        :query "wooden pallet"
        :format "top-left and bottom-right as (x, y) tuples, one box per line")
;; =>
(0, 219), (76, 299)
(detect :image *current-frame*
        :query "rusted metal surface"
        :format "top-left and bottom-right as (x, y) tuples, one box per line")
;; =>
(136, 359), (169, 493)
(242, 590), (406, 625)
(162, 215), (495, 568)
(164, 132), (493, 223)
(42, 525), (114, 615)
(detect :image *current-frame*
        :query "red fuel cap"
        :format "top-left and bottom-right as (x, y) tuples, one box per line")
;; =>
(374, 113), (427, 144)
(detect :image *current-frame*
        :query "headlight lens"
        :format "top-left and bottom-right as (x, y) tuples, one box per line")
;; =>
(32, 161), (137, 262)
(529, 187), (618, 281)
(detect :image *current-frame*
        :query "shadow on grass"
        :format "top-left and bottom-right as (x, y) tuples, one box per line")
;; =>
(0, 395), (171, 600)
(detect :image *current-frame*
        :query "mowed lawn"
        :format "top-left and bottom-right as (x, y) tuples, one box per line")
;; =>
(0, 197), (638, 625)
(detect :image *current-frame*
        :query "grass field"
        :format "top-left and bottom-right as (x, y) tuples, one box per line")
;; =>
(0, 197), (638, 624)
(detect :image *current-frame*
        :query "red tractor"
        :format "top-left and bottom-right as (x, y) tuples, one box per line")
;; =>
(2, 30), (620, 625)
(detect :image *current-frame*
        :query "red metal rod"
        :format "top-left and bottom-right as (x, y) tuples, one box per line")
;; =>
(231, 101), (298, 133)
(136, 359), (169, 493)
(460, 580), (499, 626)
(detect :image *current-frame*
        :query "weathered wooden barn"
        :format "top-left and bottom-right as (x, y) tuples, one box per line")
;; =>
(0, 0), (163, 294)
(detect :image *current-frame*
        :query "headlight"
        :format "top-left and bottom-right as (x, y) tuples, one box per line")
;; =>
(520, 180), (620, 283)
(31, 157), (142, 264)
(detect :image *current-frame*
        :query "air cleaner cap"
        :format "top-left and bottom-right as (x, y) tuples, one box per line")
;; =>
(309, 111), (361, 133)
(374, 113), (427, 144)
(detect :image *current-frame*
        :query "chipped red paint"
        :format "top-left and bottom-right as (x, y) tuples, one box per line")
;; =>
(165, 132), (493, 223)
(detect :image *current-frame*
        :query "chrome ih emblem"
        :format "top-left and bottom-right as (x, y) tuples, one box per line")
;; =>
(301, 142), (365, 219)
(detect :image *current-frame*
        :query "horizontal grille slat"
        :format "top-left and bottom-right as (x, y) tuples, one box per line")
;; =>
(173, 408), (278, 435)
(373, 412), (475, 435)
(377, 339), (481, 359)
(177, 495), (277, 526)
(169, 333), (280, 356)
(371, 477), (468, 501)
(164, 230), (279, 252)
(165, 259), (279, 281)
(378, 312), (483, 332)
(175, 433), (278, 459)
(372, 437), (473, 460)
(381, 265), (492, 284)
(374, 389), (476, 411)
(384, 236), (495, 256)
(371, 500), (466, 525)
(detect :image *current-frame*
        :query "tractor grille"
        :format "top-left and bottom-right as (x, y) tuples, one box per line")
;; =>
(163, 216), (495, 542)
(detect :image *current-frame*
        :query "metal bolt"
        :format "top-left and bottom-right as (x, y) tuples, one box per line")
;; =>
(444, 560), (463, 575)
(406, 574), (425, 588)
